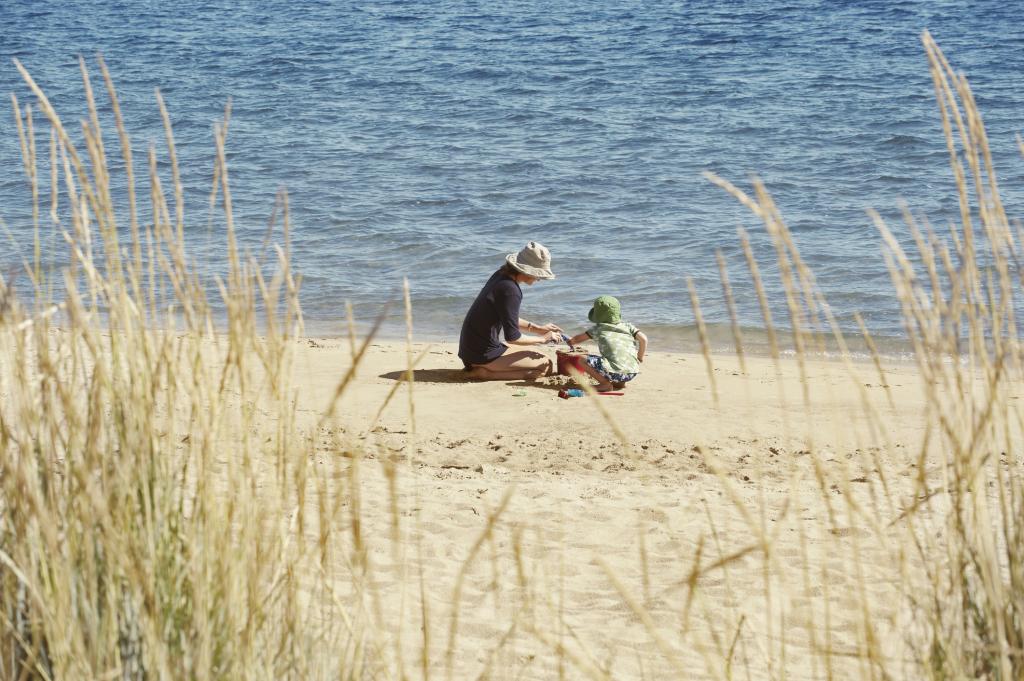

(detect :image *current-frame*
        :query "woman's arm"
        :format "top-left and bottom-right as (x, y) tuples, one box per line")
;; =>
(636, 331), (648, 362)
(508, 331), (559, 346)
(510, 318), (561, 345)
(519, 318), (562, 334)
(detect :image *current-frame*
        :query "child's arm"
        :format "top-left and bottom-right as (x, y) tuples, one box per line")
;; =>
(635, 331), (648, 362)
(567, 331), (591, 347)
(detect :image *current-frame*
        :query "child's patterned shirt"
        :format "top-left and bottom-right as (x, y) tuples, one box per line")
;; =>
(585, 321), (641, 375)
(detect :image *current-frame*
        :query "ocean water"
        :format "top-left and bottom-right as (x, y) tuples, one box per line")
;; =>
(1, 1), (1022, 353)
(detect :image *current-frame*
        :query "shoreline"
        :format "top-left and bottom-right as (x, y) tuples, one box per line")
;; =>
(298, 322), (923, 366)
(291, 337), (929, 458)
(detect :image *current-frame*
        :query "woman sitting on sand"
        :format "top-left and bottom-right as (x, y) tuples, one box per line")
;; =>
(459, 241), (562, 380)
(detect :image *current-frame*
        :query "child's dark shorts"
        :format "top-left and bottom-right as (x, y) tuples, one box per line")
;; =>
(585, 354), (638, 384)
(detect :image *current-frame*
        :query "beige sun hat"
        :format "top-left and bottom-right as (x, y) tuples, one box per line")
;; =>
(505, 241), (555, 279)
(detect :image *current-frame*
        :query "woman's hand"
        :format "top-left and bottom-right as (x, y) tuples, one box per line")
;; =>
(508, 330), (561, 347)
(522, 319), (562, 334)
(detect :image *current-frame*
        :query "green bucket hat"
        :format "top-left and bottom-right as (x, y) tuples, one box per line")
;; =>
(588, 295), (621, 324)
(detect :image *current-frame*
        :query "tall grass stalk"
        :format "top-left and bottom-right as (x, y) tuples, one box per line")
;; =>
(689, 30), (1024, 681)
(0, 58), (369, 680)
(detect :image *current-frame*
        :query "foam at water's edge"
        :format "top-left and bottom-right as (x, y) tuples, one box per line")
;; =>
(300, 317), (921, 363)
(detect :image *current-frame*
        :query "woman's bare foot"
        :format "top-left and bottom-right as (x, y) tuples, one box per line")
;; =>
(465, 366), (491, 380)
(596, 382), (615, 392)
(612, 381), (626, 390)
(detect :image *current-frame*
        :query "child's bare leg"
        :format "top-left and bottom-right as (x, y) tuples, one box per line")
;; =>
(573, 362), (614, 392)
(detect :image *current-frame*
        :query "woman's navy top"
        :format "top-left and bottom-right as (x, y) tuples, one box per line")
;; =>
(458, 269), (522, 367)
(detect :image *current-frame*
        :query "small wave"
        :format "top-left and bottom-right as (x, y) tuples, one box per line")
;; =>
(883, 134), (927, 147)
(380, 14), (424, 22)
(691, 35), (741, 46)
(499, 111), (537, 124)
(456, 67), (506, 80)
(494, 86), (542, 96)
(553, 114), (605, 129)
(496, 160), (545, 173)
(543, 34), (583, 44)
(571, 77), (616, 93)
(874, 174), (915, 185)
(394, 197), (470, 209)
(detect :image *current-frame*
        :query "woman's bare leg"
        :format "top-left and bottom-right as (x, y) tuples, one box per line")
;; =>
(467, 348), (553, 381)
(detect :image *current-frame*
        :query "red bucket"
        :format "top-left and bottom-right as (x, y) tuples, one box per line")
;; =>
(556, 350), (587, 376)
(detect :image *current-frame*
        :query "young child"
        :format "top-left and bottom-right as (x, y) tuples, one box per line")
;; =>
(566, 295), (648, 392)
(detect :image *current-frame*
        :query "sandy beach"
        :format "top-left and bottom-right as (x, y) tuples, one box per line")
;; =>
(284, 337), (940, 679)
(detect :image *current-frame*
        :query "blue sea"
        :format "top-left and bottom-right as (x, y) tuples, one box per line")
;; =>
(1, 1), (1022, 354)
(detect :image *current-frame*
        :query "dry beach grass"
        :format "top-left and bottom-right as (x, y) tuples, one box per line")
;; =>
(1, 32), (1023, 679)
